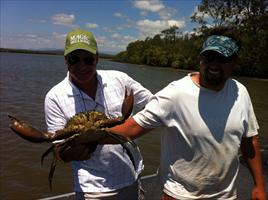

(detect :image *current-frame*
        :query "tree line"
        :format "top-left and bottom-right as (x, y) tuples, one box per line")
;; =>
(0, 48), (114, 59)
(114, 0), (268, 78)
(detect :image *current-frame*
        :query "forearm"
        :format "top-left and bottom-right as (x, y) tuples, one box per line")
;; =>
(109, 118), (152, 140)
(240, 136), (266, 188)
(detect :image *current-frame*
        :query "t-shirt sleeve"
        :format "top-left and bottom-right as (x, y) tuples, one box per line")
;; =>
(245, 97), (259, 137)
(133, 85), (175, 129)
(243, 87), (259, 138)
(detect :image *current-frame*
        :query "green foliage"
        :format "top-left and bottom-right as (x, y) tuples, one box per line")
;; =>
(192, 0), (268, 78)
(115, 0), (267, 78)
(238, 10), (268, 78)
(115, 29), (203, 71)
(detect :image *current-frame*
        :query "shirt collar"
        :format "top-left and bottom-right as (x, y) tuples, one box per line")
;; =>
(66, 71), (107, 99)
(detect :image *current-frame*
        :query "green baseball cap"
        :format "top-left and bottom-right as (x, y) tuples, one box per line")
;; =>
(64, 29), (97, 56)
(201, 35), (239, 57)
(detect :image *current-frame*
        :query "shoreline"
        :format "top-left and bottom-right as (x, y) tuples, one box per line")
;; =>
(1, 50), (267, 80)
(111, 59), (268, 81)
(0, 48), (115, 59)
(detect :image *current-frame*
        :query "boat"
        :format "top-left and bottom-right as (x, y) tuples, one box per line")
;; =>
(39, 149), (268, 200)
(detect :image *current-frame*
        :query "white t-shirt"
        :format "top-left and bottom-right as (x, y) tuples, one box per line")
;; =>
(134, 72), (258, 199)
(45, 70), (152, 192)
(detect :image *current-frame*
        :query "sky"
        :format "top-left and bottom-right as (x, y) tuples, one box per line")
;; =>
(0, 0), (202, 54)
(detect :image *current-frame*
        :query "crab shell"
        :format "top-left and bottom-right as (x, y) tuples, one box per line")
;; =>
(8, 89), (136, 189)
(8, 89), (134, 144)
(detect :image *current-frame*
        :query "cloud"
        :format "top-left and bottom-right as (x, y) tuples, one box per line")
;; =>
(0, 30), (134, 53)
(158, 6), (177, 20)
(132, 0), (184, 37)
(111, 33), (135, 41)
(136, 19), (185, 36)
(167, 20), (185, 27)
(85, 23), (99, 28)
(51, 13), (75, 27)
(97, 33), (136, 53)
(133, 0), (176, 20)
(113, 12), (134, 24)
(0, 32), (66, 50)
(111, 33), (120, 39)
(133, 0), (164, 12)
(102, 27), (115, 33)
(114, 12), (124, 18)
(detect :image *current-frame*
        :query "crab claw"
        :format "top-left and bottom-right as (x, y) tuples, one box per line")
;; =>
(8, 114), (50, 143)
(122, 88), (134, 121)
(97, 89), (134, 128)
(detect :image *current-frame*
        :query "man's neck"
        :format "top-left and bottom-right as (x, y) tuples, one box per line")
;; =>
(191, 73), (225, 91)
(71, 76), (98, 99)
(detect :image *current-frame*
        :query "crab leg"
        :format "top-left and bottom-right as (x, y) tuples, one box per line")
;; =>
(105, 131), (137, 148)
(41, 145), (55, 164)
(48, 157), (58, 190)
(8, 114), (50, 143)
(120, 142), (137, 170)
(104, 131), (137, 170)
(98, 89), (134, 128)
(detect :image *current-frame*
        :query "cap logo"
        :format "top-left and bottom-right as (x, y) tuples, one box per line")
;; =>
(70, 34), (90, 45)
(64, 29), (97, 56)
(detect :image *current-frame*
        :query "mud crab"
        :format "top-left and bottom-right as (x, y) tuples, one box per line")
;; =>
(8, 90), (136, 188)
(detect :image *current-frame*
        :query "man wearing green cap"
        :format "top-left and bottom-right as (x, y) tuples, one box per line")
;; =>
(44, 28), (152, 199)
(107, 27), (267, 199)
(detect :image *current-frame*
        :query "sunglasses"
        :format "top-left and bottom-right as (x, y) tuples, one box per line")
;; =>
(201, 52), (233, 64)
(67, 55), (96, 66)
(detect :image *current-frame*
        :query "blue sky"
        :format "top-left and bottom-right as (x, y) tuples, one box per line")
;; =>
(1, 0), (202, 54)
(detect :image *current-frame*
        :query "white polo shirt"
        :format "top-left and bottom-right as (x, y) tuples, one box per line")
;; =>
(45, 70), (152, 192)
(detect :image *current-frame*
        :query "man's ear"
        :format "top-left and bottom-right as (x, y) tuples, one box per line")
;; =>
(64, 56), (68, 64)
(95, 52), (99, 64)
(233, 56), (241, 69)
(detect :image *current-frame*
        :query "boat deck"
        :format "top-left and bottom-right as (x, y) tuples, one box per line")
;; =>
(141, 161), (268, 200)
(39, 150), (268, 200)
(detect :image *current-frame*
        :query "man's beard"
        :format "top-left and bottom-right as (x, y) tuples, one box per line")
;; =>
(202, 68), (226, 86)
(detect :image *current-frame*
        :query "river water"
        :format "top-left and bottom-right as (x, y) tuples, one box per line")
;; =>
(0, 52), (267, 199)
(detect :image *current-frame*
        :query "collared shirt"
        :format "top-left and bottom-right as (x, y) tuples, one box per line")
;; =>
(45, 70), (152, 192)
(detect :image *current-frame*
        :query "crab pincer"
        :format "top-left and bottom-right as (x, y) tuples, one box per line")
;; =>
(7, 88), (138, 189)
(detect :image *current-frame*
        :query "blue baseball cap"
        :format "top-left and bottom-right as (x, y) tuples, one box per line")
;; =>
(201, 35), (239, 57)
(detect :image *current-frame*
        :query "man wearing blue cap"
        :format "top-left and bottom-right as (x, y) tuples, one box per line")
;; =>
(108, 27), (266, 199)
(45, 29), (152, 199)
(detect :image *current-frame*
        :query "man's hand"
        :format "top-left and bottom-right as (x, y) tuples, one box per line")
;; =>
(241, 136), (267, 200)
(251, 185), (267, 200)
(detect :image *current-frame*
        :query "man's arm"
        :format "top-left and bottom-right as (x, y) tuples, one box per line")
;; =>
(240, 135), (267, 200)
(108, 118), (152, 140)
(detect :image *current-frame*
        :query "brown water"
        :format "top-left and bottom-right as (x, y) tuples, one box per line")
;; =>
(0, 52), (267, 199)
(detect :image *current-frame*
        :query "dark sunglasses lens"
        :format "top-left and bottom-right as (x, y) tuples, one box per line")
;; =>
(67, 55), (95, 65)
(203, 53), (231, 63)
(84, 56), (95, 65)
(217, 55), (231, 63)
(67, 55), (79, 65)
